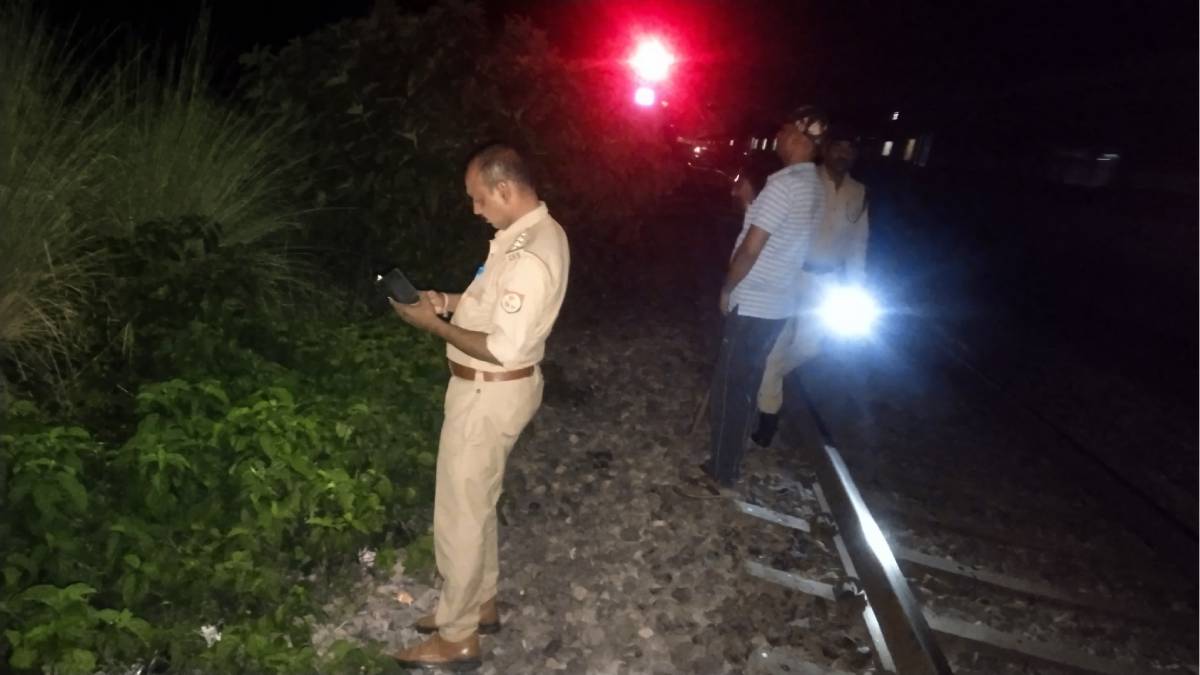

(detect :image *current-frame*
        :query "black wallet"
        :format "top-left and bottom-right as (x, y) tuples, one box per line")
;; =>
(377, 268), (420, 305)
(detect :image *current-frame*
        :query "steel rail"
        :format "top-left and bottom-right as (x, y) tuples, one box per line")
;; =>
(809, 441), (954, 675)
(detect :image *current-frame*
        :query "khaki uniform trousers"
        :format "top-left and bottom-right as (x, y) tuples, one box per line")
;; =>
(757, 273), (828, 415)
(432, 368), (543, 641)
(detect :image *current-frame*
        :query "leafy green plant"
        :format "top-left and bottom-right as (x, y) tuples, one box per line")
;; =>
(2, 313), (447, 671)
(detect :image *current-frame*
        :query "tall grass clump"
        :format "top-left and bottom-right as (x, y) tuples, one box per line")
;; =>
(1, 5), (317, 403)
(78, 14), (323, 368)
(91, 15), (304, 245)
(0, 3), (107, 398)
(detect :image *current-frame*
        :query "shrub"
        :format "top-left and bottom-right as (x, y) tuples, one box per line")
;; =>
(239, 0), (684, 292)
(2, 315), (446, 672)
(0, 7), (312, 406)
(90, 15), (304, 246)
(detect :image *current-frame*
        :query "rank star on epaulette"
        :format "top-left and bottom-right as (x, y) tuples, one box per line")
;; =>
(506, 251), (522, 261)
(506, 230), (529, 253)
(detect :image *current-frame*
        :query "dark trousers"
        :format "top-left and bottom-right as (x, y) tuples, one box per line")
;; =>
(707, 308), (786, 486)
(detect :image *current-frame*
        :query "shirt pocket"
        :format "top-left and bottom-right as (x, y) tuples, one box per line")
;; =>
(453, 274), (490, 330)
(463, 253), (501, 326)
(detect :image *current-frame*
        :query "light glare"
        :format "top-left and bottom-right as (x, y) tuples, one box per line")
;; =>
(629, 38), (674, 82)
(818, 285), (880, 337)
(634, 86), (656, 106)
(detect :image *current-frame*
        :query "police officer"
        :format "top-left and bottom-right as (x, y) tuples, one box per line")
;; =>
(752, 127), (869, 446)
(389, 143), (569, 670)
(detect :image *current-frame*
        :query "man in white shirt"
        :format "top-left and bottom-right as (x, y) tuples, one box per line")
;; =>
(696, 106), (828, 492)
(752, 129), (870, 447)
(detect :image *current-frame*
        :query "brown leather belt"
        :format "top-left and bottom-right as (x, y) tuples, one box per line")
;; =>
(449, 360), (535, 382)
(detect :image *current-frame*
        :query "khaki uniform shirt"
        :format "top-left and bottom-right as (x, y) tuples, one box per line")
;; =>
(807, 167), (870, 282)
(447, 202), (570, 370)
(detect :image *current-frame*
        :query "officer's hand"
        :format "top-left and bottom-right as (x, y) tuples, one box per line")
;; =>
(420, 290), (449, 316)
(718, 289), (731, 316)
(389, 294), (440, 331)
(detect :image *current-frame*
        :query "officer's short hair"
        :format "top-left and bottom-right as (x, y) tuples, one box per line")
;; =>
(467, 143), (534, 191)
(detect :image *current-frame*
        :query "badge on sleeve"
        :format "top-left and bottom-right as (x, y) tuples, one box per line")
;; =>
(500, 291), (524, 313)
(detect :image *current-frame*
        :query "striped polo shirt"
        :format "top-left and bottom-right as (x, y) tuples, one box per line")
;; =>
(729, 162), (825, 318)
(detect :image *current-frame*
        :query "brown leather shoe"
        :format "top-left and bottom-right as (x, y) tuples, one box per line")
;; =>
(391, 632), (481, 671)
(414, 597), (501, 635)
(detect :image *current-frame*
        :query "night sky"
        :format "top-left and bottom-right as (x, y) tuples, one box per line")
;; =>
(38, 0), (1198, 159)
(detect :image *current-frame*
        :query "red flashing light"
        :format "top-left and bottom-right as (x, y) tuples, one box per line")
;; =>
(628, 38), (674, 82)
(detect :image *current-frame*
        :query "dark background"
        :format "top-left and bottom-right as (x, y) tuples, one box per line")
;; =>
(42, 0), (1197, 156)
(39, 0), (1197, 389)
(39, 0), (1198, 519)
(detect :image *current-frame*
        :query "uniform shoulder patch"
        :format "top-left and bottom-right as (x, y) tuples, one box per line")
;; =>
(500, 291), (524, 313)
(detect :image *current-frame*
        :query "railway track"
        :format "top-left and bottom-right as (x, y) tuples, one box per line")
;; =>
(717, 322), (1198, 674)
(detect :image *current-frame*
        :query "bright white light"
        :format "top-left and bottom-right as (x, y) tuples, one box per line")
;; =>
(629, 38), (674, 82)
(817, 285), (880, 338)
(881, 140), (893, 157)
(891, 111), (900, 121)
(634, 86), (656, 106)
(693, 145), (703, 154)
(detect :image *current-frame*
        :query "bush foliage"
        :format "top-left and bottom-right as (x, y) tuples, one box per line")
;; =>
(0, 5), (441, 672)
(239, 0), (683, 291)
(2, 213), (447, 672)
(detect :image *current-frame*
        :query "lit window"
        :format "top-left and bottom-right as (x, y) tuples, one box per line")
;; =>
(903, 138), (917, 161)
(881, 141), (894, 157)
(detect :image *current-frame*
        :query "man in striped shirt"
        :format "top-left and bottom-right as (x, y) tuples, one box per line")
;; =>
(752, 127), (870, 448)
(703, 106), (828, 490)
